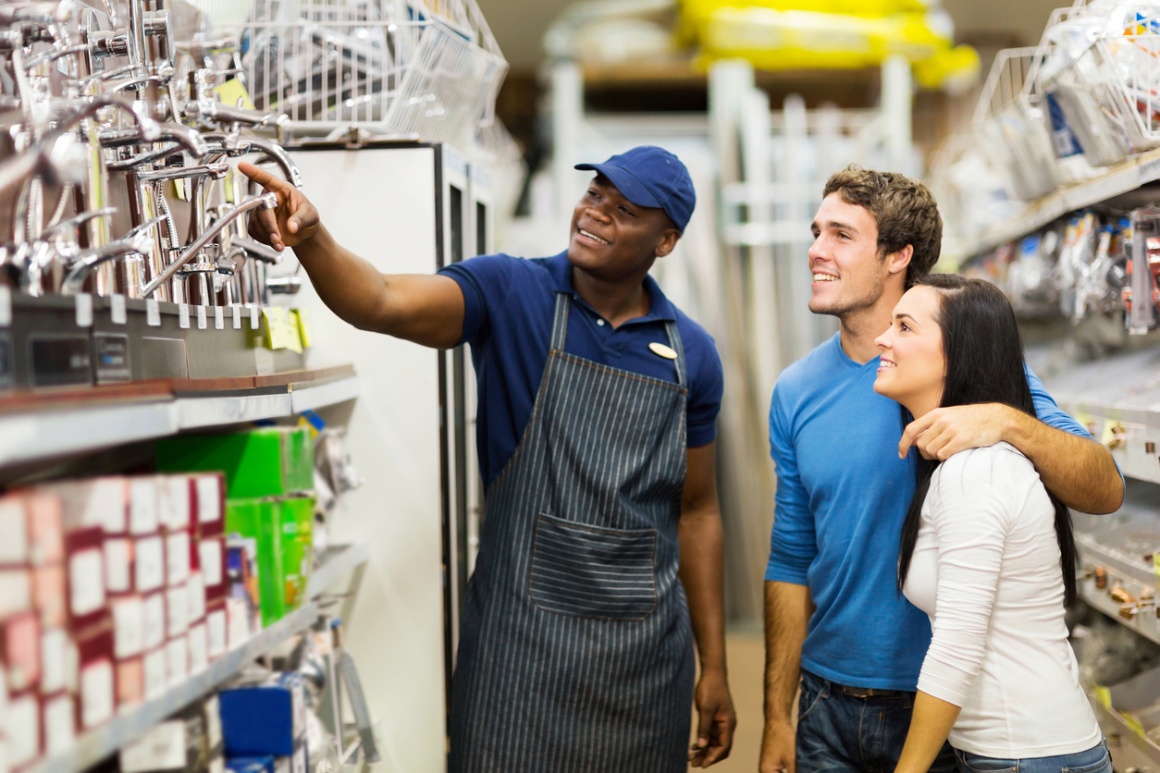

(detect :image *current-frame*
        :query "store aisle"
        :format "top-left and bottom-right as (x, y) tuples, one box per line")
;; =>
(697, 625), (767, 772)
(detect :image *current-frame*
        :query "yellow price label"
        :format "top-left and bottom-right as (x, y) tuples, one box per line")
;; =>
(292, 308), (312, 350)
(213, 78), (255, 111)
(1094, 685), (1112, 710)
(1123, 711), (1148, 738)
(261, 307), (299, 352)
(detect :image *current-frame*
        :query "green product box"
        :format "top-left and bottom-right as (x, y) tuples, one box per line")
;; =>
(279, 496), (315, 610)
(156, 427), (314, 499)
(225, 499), (286, 627)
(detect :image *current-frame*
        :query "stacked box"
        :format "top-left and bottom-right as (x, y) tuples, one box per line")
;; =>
(157, 429), (315, 629)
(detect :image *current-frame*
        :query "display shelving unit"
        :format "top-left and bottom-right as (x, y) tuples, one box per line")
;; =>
(961, 142), (1160, 769)
(0, 365), (366, 772)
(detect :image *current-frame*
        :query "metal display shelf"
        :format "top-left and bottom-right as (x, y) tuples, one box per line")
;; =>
(29, 603), (320, 773)
(307, 543), (371, 600)
(0, 373), (359, 468)
(1040, 347), (1160, 486)
(966, 145), (1160, 258)
(1088, 690), (1160, 771)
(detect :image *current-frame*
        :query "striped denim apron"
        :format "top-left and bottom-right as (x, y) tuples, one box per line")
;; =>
(448, 292), (695, 772)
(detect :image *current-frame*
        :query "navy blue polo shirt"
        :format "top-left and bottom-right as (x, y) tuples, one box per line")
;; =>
(440, 252), (724, 489)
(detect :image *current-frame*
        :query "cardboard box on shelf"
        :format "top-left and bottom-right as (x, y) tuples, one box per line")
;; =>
(155, 428), (314, 500)
(65, 527), (105, 632)
(0, 612), (40, 694)
(39, 478), (124, 537)
(41, 692), (74, 757)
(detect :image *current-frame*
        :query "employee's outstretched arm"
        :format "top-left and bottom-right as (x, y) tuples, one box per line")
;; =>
(680, 441), (735, 768)
(239, 162), (464, 349)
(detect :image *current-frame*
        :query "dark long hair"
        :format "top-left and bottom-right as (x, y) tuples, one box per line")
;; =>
(896, 274), (1077, 606)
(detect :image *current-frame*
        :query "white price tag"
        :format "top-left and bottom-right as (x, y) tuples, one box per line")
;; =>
(196, 305), (207, 330)
(0, 286), (11, 327)
(232, 305), (241, 329)
(111, 294), (127, 325)
(250, 305), (259, 329)
(178, 303), (190, 329)
(214, 306), (224, 330)
(75, 293), (93, 328)
(146, 298), (161, 326)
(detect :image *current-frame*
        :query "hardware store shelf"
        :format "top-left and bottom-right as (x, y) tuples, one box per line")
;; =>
(0, 366), (358, 468)
(966, 145), (1160, 258)
(307, 543), (371, 599)
(29, 602), (320, 773)
(1087, 689), (1160, 771)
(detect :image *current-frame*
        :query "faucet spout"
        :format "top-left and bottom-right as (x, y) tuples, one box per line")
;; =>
(245, 137), (303, 188)
(60, 229), (155, 294)
(141, 192), (276, 298)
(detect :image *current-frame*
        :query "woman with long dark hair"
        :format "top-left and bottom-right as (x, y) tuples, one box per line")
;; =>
(874, 274), (1108, 773)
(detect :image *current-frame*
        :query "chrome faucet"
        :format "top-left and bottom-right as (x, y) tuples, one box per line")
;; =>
(140, 192), (276, 298)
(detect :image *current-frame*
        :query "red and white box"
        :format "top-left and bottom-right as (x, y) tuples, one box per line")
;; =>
(111, 597), (145, 661)
(127, 478), (160, 537)
(0, 613), (40, 694)
(41, 692), (75, 757)
(164, 530), (191, 588)
(115, 656), (144, 711)
(142, 593), (166, 652)
(205, 600), (227, 660)
(5, 691), (41, 769)
(165, 585), (188, 640)
(74, 621), (114, 730)
(41, 478), (126, 536)
(39, 627), (67, 696)
(186, 573), (206, 626)
(142, 647), (167, 701)
(187, 623), (208, 676)
(32, 564), (66, 629)
(165, 635), (188, 687)
(193, 474), (225, 538)
(0, 491), (64, 567)
(133, 535), (165, 595)
(225, 598), (250, 650)
(0, 569), (32, 621)
(64, 528), (105, 632)
(158, 476), (192, 533)
(104, 537), (132, 596)
(198, 537), (226, 602)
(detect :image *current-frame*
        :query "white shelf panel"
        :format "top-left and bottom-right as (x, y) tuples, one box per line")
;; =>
(176, 391), (294, 430)
(0, 375), (358, 469)
(307, 543), (371, 599)
(966, 145), (1160, 257)
(291, 376), (359, 414)
(30, 602), (319, 773)
(0, 400), (177, 467)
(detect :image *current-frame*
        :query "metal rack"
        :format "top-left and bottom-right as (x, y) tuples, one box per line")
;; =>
(0, 368), (358, 468)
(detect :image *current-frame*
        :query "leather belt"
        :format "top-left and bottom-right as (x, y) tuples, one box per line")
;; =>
(831, 684), (910, 699)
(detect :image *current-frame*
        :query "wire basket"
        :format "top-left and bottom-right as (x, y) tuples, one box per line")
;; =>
(1042, 8), (1160, 167)
(192, 0), (508, 144)
(973, 46), (1061, 201)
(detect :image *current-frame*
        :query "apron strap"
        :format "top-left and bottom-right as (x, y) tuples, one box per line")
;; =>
(550, 292), (570, 352)
(664, 321), (686, 387)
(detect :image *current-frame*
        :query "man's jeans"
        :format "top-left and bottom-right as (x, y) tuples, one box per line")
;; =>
(797, 669), (957, 773)
(954, 741), (1112, 773)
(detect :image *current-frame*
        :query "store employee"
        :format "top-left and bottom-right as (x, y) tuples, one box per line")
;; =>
(240, 146), (736, 772)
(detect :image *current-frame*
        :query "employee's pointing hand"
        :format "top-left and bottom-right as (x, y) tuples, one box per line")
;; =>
(237, 161), (319, 252)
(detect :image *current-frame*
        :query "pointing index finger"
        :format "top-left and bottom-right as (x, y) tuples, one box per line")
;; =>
(237, 161), (282, 191)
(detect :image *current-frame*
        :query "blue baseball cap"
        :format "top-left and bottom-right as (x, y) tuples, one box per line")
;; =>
(575, 146), (696, 232)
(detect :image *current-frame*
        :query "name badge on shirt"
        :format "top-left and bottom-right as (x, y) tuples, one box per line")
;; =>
(649, 342), (678, 360)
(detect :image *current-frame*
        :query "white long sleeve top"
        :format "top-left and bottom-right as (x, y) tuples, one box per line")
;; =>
(903, 442), (1101, 757)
